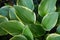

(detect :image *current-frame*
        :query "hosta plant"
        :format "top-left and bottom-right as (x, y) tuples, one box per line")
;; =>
(0, 0), (60, 40)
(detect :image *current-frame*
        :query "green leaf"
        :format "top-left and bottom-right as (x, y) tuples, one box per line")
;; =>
(28, 24), (45, 37)
(17, 0), (34, 10)
(0, 6), (17, 20)
(14, 5), (36, 24)
(38, 0), (57, 16)
(56, 25), (60, 34)
(56, 6), (60, 24)
(0, 20), (25, 36)
(9, 6), (17, 20)
(0, 6), (10, 17)
(0, 15), (8, 36)
(22, 25), (34, 40)
(10, 35), (27, 40)
(46, 33), (60, 40)
(0, 15), (8, 23)
(41, 12), (58, 31)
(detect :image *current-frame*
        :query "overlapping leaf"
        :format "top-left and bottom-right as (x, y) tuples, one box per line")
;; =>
(0, 6), (17, 20)
(38, 0), (57, 16)
(9, 7), (17, 20)
(28, 24), (45, 37)
(14, 5), (36, 24)
(22, 25), (34, 40)
(10, 35), (27, 40)
(0, 6), (9, 17)
(46, 34), (60, 40)
(17, 0), (34, 10)
(0, 15), (8, 36)
(41, 12), (58, 31)
(0, 20), (25, 36)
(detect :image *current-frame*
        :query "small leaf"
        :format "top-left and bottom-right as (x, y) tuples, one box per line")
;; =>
(0, 15), (8, 36)
(22, 25), (34, 40)
(28, 24), (45, 37)
(17, 0), (34, 10)
(41, 12), (58, 31)
(56, 25), (60, 34)
(14, 5), (36, 24)
(46, 33), (60, 40)
(38, 0), (57, 16)
(0, 20), (25, 36)
(10, 35), (27, 40)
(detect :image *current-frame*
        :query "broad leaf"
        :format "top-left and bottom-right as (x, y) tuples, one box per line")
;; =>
(0, 15), (8, 36)
(17, 0), (34, 10)
(28, 24), (45, 37)
(46, 34), (60, 40)
(22, 25), (34, 40)
(10, 35), (27, 40)
(38, 0), (57, 16)
(14, 5), (36, 24)
(0, 20), (25, 36)
(42, 12), (58, 31)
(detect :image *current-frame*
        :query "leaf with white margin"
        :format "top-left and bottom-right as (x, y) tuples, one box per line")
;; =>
(17, 0), (34, 10)
(0, 15), (8, 36)
(10, 35), (27, 40)
(38, 0), (57, 16)
(46, 33), (60, 40)
(22, 25), (34, 40)
(41, 12), (58, 31)
(14, 5), (36, 24)
(0, 20), (25, 36)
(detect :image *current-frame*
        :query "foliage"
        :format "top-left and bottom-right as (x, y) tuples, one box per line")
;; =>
(0, 0), (60, 40)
